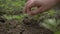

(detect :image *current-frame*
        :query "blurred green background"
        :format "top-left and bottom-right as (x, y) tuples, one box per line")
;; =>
(0, 0), (60, 34)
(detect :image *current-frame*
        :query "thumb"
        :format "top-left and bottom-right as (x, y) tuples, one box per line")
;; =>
(23, 1), (35, 14)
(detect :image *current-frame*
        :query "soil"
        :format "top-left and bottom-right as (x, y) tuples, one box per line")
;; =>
(0, 17), (54, 34)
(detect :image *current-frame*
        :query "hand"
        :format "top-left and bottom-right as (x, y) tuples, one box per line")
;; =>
(24, 0), (58, 15)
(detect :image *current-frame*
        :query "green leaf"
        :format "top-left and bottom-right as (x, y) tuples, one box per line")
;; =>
(55, 31), (60, 34)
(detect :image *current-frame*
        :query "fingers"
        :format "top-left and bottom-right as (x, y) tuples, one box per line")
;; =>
(24, 1), (50, 16)
(23, 1), (35, 14)
(23, 1), (30, 13)
(28, 6), (50, 15)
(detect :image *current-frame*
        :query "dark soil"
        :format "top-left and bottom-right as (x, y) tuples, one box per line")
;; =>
(0, 17), (54, 34)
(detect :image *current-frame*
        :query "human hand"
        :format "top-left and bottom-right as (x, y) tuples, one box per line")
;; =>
(24, 0), (58, 15)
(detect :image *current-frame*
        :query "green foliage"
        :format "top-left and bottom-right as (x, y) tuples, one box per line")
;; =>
(0, 0), (26, 15)
(2, 14), (28, 20)
(55, 31), (60, 34)
(0, 0), (60, 34)
(41, 18), (57, 30)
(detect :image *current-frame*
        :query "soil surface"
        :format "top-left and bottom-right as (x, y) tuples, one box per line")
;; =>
(0, 17), (54, 34)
